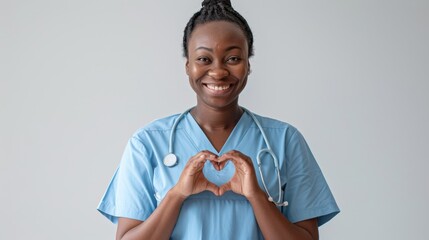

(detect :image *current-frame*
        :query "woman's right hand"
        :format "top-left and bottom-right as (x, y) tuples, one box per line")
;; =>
(172, 151), (220, 198)
(117, 151), (219, 240)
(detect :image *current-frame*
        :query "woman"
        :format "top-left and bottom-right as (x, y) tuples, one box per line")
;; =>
(98, 0), (339, 239)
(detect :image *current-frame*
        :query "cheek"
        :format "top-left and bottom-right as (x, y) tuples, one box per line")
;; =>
(188, 64), (206, 79)
(232, 66), (248, 80)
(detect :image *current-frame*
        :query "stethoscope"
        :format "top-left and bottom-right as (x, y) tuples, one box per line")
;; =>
(163, 108), (288, 207)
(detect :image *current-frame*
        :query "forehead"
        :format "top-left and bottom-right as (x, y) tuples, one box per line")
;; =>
(188, 21), (248, 50)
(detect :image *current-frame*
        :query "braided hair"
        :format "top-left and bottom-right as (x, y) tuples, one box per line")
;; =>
(183, 0), (254, 58)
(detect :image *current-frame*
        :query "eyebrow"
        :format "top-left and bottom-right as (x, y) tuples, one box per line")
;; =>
(194, 46), (242, 52)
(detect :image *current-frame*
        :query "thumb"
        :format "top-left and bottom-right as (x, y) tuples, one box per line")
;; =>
(205, 181), (220, 196)
(219, 182), (232, 196)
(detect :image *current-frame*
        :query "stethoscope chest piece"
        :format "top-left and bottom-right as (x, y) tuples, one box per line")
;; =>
(163, 107), (288, 207)
(164, 153), (178, 167)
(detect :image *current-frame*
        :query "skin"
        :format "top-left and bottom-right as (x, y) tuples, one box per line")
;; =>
(116, 21), (319, 240)
(186, 21), (250, 151)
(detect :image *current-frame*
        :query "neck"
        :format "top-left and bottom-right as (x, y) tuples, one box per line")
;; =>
(190, 104), (243, 131)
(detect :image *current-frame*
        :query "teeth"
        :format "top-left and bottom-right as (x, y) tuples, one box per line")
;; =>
(206, 84), (230, 91)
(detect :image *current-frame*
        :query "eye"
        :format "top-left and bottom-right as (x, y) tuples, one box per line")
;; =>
(196, 56), (211, 64)
(226, 56), (241, 64)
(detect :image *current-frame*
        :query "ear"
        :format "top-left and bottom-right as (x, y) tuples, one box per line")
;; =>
(247, 61), (251, 75)
(185, 59), (190, 76)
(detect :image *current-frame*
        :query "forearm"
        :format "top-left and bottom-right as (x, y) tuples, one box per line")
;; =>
(248, 189), (317, 240)
(120, 188), (185, 240)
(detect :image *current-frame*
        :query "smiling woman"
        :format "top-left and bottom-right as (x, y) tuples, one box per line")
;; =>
(97, 0), (339, 239)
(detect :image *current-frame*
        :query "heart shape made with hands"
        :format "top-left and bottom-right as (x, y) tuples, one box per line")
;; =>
(202, 159), (235, 187)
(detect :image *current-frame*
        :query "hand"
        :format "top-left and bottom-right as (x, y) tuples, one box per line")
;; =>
(172, 151), (220, 198)
(217, 150), (262, 198)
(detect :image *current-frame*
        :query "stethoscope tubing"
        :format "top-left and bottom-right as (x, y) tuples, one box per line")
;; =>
(164, 107), (288, 207)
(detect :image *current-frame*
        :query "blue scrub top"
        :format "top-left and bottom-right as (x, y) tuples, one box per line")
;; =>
(97, 110), (340, 239)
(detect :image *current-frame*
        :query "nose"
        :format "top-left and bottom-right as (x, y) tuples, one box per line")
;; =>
(207, 63), (229, 80)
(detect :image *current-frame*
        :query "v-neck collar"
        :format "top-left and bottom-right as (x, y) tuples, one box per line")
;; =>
(183, 110), (253, 155)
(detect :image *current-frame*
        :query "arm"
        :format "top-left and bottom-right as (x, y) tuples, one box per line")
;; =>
(116, 188), (185, 240)
(248, 189), (318, 240)
(116, 152), (219, 240)
(218, 151), (318, 240)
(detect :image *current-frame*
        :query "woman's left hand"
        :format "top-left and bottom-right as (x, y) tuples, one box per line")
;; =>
(217, 150), (262, 198)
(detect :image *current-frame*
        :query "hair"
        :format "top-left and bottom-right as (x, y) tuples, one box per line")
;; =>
(182, 0), (254, 58)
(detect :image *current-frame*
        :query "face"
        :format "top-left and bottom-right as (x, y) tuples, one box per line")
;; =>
(186, 21), (250, 110)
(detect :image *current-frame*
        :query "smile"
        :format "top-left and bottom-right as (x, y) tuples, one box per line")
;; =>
(205, 84), (231, 91)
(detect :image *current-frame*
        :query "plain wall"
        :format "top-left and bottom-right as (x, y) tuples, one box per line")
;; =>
(1, 0), (428, 239)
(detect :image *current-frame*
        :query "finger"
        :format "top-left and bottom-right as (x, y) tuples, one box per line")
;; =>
(210, 160), (221, 171)
(222, 150), (245, 157)
(220, 152), (252, 165)
(191, 151), (217, 164)
(184, 153), (208, 173)
(186, 152), (202, 166)
(218, 154), (243, 168)
(216, 154), (233, 166)
(218, 150), (243, 161)
(219, 182), (231, 196)
(220, 156), (254, 176)
(217, 151), (246, 170)
(204, 181), (220, 196)
(194, 151), (218, 170)
(192, 154), (209, 170)
(218, 160), (228, 170)
(199, 150), (218, 159)
(204, 153), (218, 161)
(190, 150), (215, 160)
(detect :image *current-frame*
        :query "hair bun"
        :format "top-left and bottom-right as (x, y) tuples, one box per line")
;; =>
(201, 0), (232, 8)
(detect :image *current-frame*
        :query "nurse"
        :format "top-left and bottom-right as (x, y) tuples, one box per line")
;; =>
(97, 0), (340, 239)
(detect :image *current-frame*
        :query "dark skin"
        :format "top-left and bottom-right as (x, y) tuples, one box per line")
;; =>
(185, 19), (249, 152)
(116, 21), (319, 240)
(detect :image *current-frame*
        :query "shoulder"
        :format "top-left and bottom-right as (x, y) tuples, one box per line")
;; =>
(245, 110), (305, 146)
(131, 113), (181, 139)
(249, 111), (298, 132)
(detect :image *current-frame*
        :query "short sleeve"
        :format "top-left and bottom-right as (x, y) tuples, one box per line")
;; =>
(283, 130), (340, 226)
(97, 136), (157, 223)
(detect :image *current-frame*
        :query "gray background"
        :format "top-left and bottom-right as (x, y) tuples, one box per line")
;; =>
(1, 0), (428, 239)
